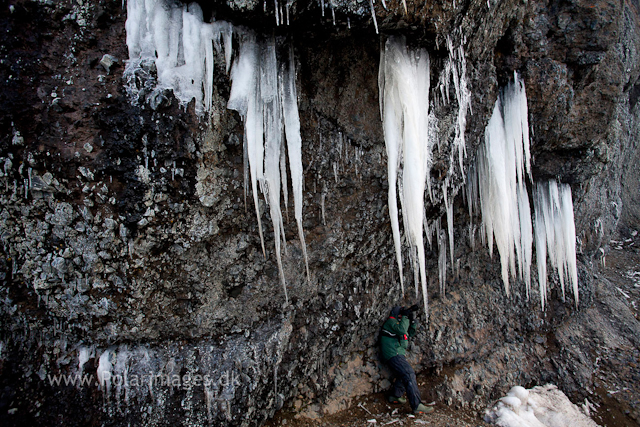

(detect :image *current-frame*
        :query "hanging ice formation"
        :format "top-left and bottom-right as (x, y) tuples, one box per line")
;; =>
(467, 72), (532, 297)
(379, 33), (473, 315)
(533, 180), (578, 309)
(379, 36), (433, 314)
(228, 35), (310, 300)
(434, 33), (472, 292)
(124, 0), (309, 301)
(467, 72), (578, 308)
(125, 0), (233, 113)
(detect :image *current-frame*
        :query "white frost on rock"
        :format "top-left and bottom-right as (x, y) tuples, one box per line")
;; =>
(485, 384), (600, 427)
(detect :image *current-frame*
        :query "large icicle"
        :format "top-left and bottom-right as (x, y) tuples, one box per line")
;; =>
(533, 180), (578, 309)
(379, 36), (432, 315)
(469, 72), (532, 296)
(281, 46), (311, 281)
(228, 32), (310, 301)
(260, 38), (288, 300)
(228, 34), (266, 258)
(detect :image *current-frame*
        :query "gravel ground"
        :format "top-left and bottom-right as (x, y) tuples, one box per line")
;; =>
(265, 387), (493, 427)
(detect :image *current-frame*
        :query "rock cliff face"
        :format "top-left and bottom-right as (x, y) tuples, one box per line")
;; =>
(1, 0), (639, 426)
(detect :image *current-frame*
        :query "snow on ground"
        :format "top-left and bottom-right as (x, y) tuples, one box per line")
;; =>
(484, 385), (599, 427)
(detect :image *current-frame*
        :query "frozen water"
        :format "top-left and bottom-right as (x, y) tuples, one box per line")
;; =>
(281, 46), (311, 280)
(97, 349), (113, 394)
(485, 384), (599, 427)
(533, 180), (578, 309)
(468, 73), (532, 296)
(228, 31), (310, 299)
(125, 0), (234, 113)
(369, 0), (379, 34)
(379, 36), (431, 313)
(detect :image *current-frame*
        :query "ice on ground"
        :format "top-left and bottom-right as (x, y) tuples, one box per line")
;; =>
(485, 384), (600, 427)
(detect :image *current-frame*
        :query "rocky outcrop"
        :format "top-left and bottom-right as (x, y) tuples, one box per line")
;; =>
(1, 0), (639, 426)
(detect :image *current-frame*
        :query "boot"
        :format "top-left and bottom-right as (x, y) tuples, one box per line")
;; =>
(413, 403), (434, 414)
(387, 395), (407, 404)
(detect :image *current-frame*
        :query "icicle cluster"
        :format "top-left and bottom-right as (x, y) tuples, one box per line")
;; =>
(533, 180), (578, 309)
(468, 73), (578, 308)
(379, 36), (433, 314)
(124, 0), (309, 301)
(227, 35), (309, 301)
(125, 0), (233, 113)
(468, 72), (532, 296)
(432, 33), (472, 295)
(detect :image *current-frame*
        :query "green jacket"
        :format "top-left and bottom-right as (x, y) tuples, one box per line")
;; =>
(380, 315), (417, 362)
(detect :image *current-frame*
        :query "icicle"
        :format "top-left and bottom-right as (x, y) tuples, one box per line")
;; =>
(369, 0), (378, 34)
(228, 32), (309, 299)
(331, 1), (336, 25)
(533, 180), (578, 309)
(438, 223), (447, 295)
(261, 37), (288, 299)
(97, 349), (112, 395)
(274, 0), (280, 25)
(228, 33), (266, 257)
(470, 72), (532, 297)
(444, 179), (454, 270)
(280, 140), (289, 221)
(281, 46), (310, 280)
(379, 36), (432, 314)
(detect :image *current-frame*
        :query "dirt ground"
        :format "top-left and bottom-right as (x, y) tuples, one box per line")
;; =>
(265, 389), (492, 427)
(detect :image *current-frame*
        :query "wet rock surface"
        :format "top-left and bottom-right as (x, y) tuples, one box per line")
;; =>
(0, 0), (639, 426)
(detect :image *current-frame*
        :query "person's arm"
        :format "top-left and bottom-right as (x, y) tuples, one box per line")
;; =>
(385, 315), (410, 336)
(408, 318), (417, 337)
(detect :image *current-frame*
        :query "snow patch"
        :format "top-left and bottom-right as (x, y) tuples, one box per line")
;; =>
(485, 384), (600, 427)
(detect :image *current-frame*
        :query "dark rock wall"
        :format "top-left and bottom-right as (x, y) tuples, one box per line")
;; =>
(1, 0), (639, 425)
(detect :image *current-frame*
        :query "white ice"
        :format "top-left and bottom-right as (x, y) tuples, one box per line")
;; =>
(78, 346), (90, 377)
(485, 384), (600, 427)
(379, 36), (431, 314)
(468, 72), (532, 297)
(228, 31), (310, 300)
(97, 349), (112, 394)
(533, 180), (578, 309)
(125, 0), (234, 113)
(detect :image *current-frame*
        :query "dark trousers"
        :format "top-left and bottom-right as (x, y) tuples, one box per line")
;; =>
(387, 355), (421, 410)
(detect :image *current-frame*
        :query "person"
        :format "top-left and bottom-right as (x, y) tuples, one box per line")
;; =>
(379, 305), (433, 415)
